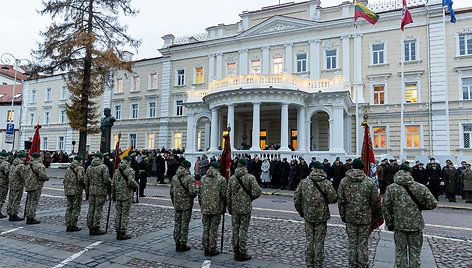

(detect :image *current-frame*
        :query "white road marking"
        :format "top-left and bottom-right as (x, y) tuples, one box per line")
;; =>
(53, 241), (102, 268)
(0, 227), (23, 235)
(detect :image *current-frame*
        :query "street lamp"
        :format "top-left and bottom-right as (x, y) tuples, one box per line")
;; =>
(1, 53), (32, 151)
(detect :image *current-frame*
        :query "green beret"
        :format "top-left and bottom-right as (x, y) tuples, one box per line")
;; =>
(313, 161), (324, 169)
(17, 153), (27, 158)
(95, 153), (104, 158)
(399, 164), (413, 173)
(210, 161), (220, 169)
(352, 158), (365, 170)
(182, 160), (191, 168)
(74, 155), (84, 161)
(31, 152), (41, 158)
(0, 152), (9, 157)
(122, 156), (132, 162)
(238, 158), (248, 166)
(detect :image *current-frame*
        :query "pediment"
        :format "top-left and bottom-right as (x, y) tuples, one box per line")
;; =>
(238, 16), (316, 38)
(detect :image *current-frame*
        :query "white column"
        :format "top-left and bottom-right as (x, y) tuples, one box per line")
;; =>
(312, 114), (318, 151)
(227, 104), (235, 148)
(250, 102), (261, 150)
(208, 54), (215, 81)
(204, 121), (211, 151)
(210, 108), (219, 151)
(186, 112), (195, 152)
(280, 103), (289, 151)
(342, 35), (351, 85)
(354, 34), (364, 102)
(262, 47), (270, 74)
(239, 50), (248, 76)
(309, 40), (320, 80)
(297, 106), (306, 152)
(331, 106), (345, 152)
(285, 43), (293, 74)
(216, 53), (223, 80)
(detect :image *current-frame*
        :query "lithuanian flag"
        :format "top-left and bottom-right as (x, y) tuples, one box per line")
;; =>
(355, 1), (379, 25)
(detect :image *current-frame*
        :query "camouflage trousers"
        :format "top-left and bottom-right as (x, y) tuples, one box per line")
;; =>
(394, 230), (423, 268)
(231, 213), (251, 254)
(65, 194), (82, 227)
(0, 180), (8, 210)
(87, 195), (107, 230)
(115, 199), (132, 232)
(25, 189), (42, 220)
(305, 221), (327, 268)
(6, 190), (23, 216)
(346, 223), (370, 268)
(174, 209), (192, 245)
(202, 214), (221, 250)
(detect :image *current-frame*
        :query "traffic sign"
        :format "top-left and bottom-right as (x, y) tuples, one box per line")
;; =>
(6, 123), (14, 135)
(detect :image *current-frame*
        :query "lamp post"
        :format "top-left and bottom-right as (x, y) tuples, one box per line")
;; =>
(1, 53), (31, 151)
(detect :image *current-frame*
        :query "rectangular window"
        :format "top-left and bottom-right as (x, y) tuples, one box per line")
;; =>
(60, 110), (66, 123)
(148, 102), (156, 118)
(405, 82), (418, 103)
(463, 125), (472, 148)
(227, 63), (236, 77)
(129, 134), (137, 150)
(116, 78), (123, 93)
(58, 136), (65, 150)
(273, 57), (283, 74)
(373, 127), (386, 148)
(326, 50), (337, 70)
(61, 86), (67, 100)
(31, 90), (36, 103)
(114, 104), (121, 120)
(131, 104), (139, 119)
(296, 54), (307, 73)
(251, 60), (261, 74)
(133, 76), (140, 91)
(147, 133), (155, 149)
(44, 111), (50, 125)
(173, 132), (182, 149)
(260, 130), (267, 150)
(176, 100), (183, 116)
(177, 69), (185, 86)
(291, 129), (297, 150)
(29, 112), (35, 125)
(406, 126), (420, 148)
(404, 41), (416, 62)
(373, 86), (385, 104)
(462, 78), (472, 100)
(150, 73), (158, 89)
(6, 110), (14, 122)
(113, 134), (119, 149)
(43, 136), (48, 150)
(45, 87), (51, 101)
(459, 34), (472, 56)
(195, 67), (204, 83)
(372, 44), (385, 64)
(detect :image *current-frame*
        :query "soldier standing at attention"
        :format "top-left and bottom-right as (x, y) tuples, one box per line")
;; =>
(7, 153), (27, 221)
(25, 152), (49, 224)
(0, 152), (11, 218)
(198, 161), (227, 256)
(170, 160), (197, 252)
(461, 163), (472, 203)
(85, 153), (111, 235)
(294, 161), (338, 268)
(383, 164), (438, 267)
(337, 158), (380, 268)
(111, 156), (138, 240)
(227, 158), (262, 262)
(63, 155), (85, 232)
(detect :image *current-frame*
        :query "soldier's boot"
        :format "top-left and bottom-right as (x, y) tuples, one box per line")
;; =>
(176, 243), (181, 252)
(118, 231), (131, 240)
(234, 248), (240, 261)
(66, 226), (71, 232)
(89, 227), (96, 235)
(70, 226), (81, 232)
(238, 252), (252, 262)
(0, 212), (7, 218)
(92, 228), (107, 236)
(26, 218), (41, 224)
(179, 244), (191, 252)
(9, 215), (24, 222)
(208, 249), (220, 256)
(204, 247), (210, 256)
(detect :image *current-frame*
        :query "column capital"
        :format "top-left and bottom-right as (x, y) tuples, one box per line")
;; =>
(341, 35), (352, 40)
(252, 101), (261, 105)
(227, 103), (234, 108)
(309, 39), (321, 44)
(281, 102), (290, 107)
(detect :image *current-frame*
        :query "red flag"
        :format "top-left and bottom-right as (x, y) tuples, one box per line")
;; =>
(401, 0), (413, 31)
(112, 134), (121, 176)
(28, 124), (41, 161)
(219, 133), (231, 181)
(361, 121), (384, 233)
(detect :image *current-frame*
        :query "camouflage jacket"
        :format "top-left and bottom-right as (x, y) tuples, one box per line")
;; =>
(63, 160), (85, 196)
(9, 158), (26, 191)
(461, 169), (472, 191)
(383, 170), (438, 232)
(337, 168), (380, 225)
(85, 158), (111, 196)
(227, 167), (261, 215)
(294, 169), (338, 222)
(170, 166), (198, 210)
(0, 156), (10, 186)
(111, 161), (138, 201)
(25, 158), (49, 192)
(198, 167), (227, 215)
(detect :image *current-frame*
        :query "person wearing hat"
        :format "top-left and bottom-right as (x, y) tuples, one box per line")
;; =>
(342, 158), (353, 176)
(6, 153), (27, 221)
(458, 161), (468, 199)
(85, 152), (111, 235)
(294, 161), (337, 267)
(412, 161), (428, 186)
(25, 152), (49, 224)
(0, 152), (11, 218)
(383, 164), (438, 267)
(63, 155), (85, 232)
(426, 160), (442, 200)
(198, 161), (227, 256)
(111, 156), (138, 240)
(442, 160), (458, 202)
(170, 160), (198, 252)
(460, 163), (472, 203)
(382, 159), (399, 195)
(227, 158), (262, 262)
(337, 158), (380, 268)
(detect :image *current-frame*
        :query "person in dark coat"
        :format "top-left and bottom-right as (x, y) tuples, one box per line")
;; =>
(297, 158), (310, 185)
(271, 157), (281, 189)
(156, 152), (166, 184)
(342, 158), (352, 177)
(330, 159), (345, 191)
(427, 161), (442, 200)
(138, 155), (149, 197)
(288, 159), (298, 190)
(381, 159), (399, 194)
(253, 157), (262, 185)
(322, 159), (331, 179)
(412, 162), (428, 186)
(167, 155), (179, 182)
(280, 158), (290, 190)
(457, 160), (467, 199)
(308, 157), (317, 170)
(442, 160), (458, 202)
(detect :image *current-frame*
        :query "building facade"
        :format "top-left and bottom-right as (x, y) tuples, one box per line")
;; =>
(19, 0), (472, 164)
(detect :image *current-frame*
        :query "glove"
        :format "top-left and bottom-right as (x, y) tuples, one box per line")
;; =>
(341, 216), (346, 223)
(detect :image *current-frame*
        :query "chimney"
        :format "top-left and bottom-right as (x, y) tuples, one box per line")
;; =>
(121, 51), (134, 62)
(162, 34), (175, 48)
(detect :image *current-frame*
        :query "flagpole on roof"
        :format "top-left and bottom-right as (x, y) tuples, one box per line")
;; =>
(442, 4), (451, 155)
(354, 1), (360, 156)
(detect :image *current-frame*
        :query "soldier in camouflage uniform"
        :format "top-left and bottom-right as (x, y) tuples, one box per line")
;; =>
(7, 153), (27, 221)
(461, 163), (472, 203)
(170, 160), (198, 252)
(198, 161), (227, 256)
(227, 158), (262, 262)
(383, 164), (438, 268)
(85, 153), (111, 235)
(337, 158), (380, 268)
(111, 156), (138, 240)
(0, 152), (11, 218)
(25, 152), (49, 224)
(294, 161), (338, 268)
(63, 155), (85, 232)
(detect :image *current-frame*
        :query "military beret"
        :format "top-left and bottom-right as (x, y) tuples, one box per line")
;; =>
(17, 153), (27, 158)
(210, 161), (220, 169)
(399, 164), (413, 173)
(346, 158), (352, 161)
(74, 155), (84, 161)
(238, 158), (248, 166)
(31, 152), (41, 158)
(352, 158), (365, 170)
(122, 156), (132, 162)
(466, 163), (471, 167)
(313, 161), (324, 169)
(0, 152), (9, 157)
(182, 160), (191, 168)
(94, 152), (104, 158)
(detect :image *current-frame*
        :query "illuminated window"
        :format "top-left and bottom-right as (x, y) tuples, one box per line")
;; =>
(405, 83), (418, 103)
(150, 73), (158, 89)
(260, 130), (267, 149)
(297, 54), (307, 73)
(373, 127), (386, 148)
(326, 50), (337, 70)
(372, 44), (384, 64)
(462, 78), (472, 100)
(113, 134), (119, 149)
(116, 78), (123, 93)
(222, 130), (228, 148)
(227, 63), (236, 77)
(148, 102), (156, 118)
(404, 40), (416, 61)
(406, 126), (420, 148)
(197, 132), (201, 151)
(251, 60), (261, 73)
(459, 34), (472, 56)
(291, 129), (297, 150)
(463, 125), (472, 149)
(174, 132), (182, 149)
(273, 57), (283, 74)
(195, 67), (204, 83)
(6, 110), (14, 122)
(133, 76), (140, 91)
(147, 133), (155, 149)
(373, 86), (385, 104)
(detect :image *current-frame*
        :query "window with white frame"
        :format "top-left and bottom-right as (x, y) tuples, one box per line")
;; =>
(462, 78), (472, 100)
(459, 33), (472, 56)
(148, 102), (156, 118)
(45, 87), (51, 101)
(373, 126), (387, 148)
(296, 53), (307, 73)
(227, 63), (236, 77)
(44, 111), (50, 125)
(251, 60), (261, 74)
(149, 73), (158, 89)
(372, 44), (385, 64)
(29, 112), (35, 125)
(42, 136), (48, 150)
(129, 133), (137, 149)
(61, 86), (67, 100)
(273, 57), (283, 74)
(175, 100), (183, 116)
(373, 85), (385, 105)
(30, 89), (36, 103)
(405, 82), (418, 103)
(132, 76), (140, 91)
(60, 110), (66, 123)
(404, 40), (416, 62)
(173, 132), (182, 149)
(114, 104), (121, 120)
(463, 124), (472, 148)
(146, 133), (155, 149)
(116, 78), (123, 93)
(326, 50), (337, 70)
(6, 110), (14, 122)
(131, 103), (139, 119)
(195, 67), (204, 83)
(176, 69), (185, 86)
(406, 125), (421, 148)
(58, 136), (65, 150)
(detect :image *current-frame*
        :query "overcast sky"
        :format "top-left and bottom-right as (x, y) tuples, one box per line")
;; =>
(0, 0), (469, 62)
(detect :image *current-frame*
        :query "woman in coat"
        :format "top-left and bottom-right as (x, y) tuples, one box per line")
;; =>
(260, 158), (271, 188)
(288, 159), (298, 190)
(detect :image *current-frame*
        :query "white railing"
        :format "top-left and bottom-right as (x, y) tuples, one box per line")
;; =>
(368, 0), (428, 13)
